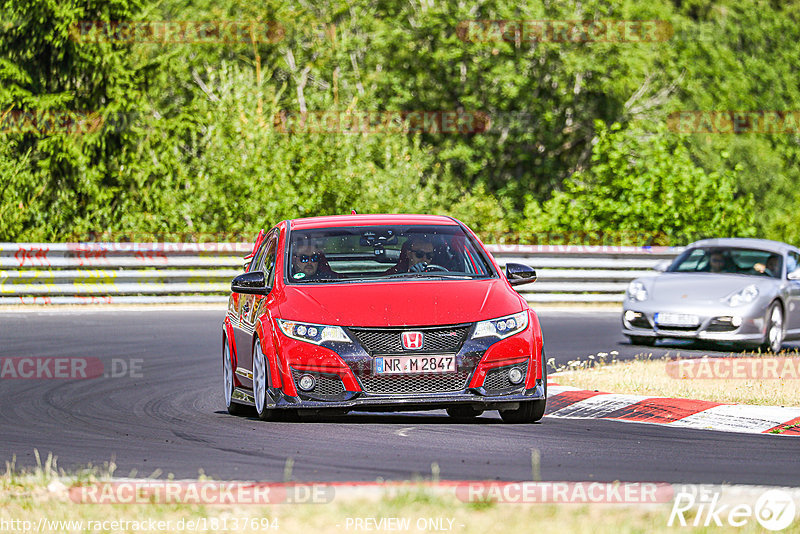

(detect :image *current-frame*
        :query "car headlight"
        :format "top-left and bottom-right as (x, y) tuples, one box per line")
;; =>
(725, 285), (759, 307)
(627, 281), (649, 302)
(472, 311), (529, 339)
(276, 319), (351, 344)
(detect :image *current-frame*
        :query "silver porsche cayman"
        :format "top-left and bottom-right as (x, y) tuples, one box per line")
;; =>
(622, 238), (800, 351)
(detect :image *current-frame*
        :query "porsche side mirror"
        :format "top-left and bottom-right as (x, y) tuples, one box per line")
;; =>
(789, 268), (800, 281)
(506, 263), (537, 286)
(231, 271), (270, 295)
(653, 259), (671, 273)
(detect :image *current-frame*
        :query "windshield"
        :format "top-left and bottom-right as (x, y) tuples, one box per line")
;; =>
(286, 224), (496, 283)
(668, 247), (783, 278)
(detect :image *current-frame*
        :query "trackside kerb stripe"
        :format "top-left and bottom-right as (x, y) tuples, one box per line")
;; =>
(601, 398), (724, 423)
(544, 384), (800, 436)
(548, 393), (644, 419)
(544, 390), (603, 413)
(767, 416), (800, 435)
(671, 404), (800, 434)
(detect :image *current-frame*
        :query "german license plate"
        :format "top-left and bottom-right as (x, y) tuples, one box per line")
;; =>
(655, 312), (700, 327)
(374, 355), (456, 375)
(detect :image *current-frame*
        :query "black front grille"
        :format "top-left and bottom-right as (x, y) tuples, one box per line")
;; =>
(358, 371), (470, 395)
(706, 318), (737, 332)
(656, 325), (699, 332)
(629, 315), (651, 329)
(291, 369), (346, 401)
(348, 325), (470, 354)
(483, 362), (528, 394)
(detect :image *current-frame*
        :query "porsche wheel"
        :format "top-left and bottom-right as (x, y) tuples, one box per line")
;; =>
(762, 302), (784, 353)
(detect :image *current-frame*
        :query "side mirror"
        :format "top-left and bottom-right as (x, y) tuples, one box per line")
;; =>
(506, 263), (537, 286)
(231, 271), (270, 295)
(653, 259), (671, 273)
(789, 268), (800, 281)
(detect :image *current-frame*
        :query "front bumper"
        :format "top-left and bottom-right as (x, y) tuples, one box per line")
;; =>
(233, 379), (545, 411)
(621, 301), (766, 343)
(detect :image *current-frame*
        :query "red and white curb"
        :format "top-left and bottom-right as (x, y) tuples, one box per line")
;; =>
(546, 385), (800, 435)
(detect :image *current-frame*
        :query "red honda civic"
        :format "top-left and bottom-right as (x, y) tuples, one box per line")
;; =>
(222, 214), (546, 423)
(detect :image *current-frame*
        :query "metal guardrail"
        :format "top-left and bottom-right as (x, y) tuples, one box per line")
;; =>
(0, 243), (682, 305)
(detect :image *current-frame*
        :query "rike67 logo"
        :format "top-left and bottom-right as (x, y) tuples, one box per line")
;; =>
(669, 486), (796, 531)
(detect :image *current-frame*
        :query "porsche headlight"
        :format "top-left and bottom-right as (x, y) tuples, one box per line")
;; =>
(627, 281), (649, 302)
(472, 311), (529, 339)
(725, 285), (759, 307)
(276, 319), (351, 344)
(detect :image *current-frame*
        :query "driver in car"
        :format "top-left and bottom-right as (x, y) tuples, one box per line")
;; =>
(384, 235), (437, 275)
(754, 254), (782, 278)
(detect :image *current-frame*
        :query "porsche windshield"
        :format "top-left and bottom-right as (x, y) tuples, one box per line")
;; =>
(668, 247), (783, 278)
(286, 225), (496, 283)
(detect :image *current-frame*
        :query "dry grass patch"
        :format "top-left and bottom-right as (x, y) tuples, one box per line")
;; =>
(4, 455), (800, 533)
(550, 351), (800, 407)
(3, 476), (795, 534)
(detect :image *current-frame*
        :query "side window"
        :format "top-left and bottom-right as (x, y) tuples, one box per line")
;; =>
(787, 252), (800, 276)
(673, 249), (707, 271)
(249, 239), (269, 272)
(262, 238), (278, 288)
(249, 230), (279, 273)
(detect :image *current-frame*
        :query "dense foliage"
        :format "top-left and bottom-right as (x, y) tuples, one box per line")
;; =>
(1, 0), (797, 245)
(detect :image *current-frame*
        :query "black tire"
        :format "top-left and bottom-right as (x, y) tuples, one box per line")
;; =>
(761, 302), (785, 353)
(499, 360), (547, 424)
(628, 335), (656, 347)
(223, 336), (251, 416)
(446, 405), (484, 421)
(252, 339), (279, 421)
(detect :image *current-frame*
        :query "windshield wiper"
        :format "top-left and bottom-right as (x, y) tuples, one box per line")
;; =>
(383, 272), (476, 279)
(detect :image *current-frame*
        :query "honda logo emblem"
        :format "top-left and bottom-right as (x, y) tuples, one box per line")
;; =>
(401, 331), (424, 350)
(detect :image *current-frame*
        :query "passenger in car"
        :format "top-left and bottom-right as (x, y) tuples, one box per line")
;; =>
(706, 251), (729, 273)
(290, 240), (340, 280)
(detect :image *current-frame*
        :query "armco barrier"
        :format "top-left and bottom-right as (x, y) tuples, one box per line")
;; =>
(0, 243), (682, 305)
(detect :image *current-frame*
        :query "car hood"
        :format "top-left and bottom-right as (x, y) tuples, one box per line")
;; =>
(644, 273), (775, 304)
(278, 278), (524, 327)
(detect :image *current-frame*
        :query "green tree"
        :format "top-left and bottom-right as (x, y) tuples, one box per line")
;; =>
(522, 122), (756, 245)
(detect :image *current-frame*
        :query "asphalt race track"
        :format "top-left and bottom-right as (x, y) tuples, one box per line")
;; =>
(0, 309), (797, 485)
